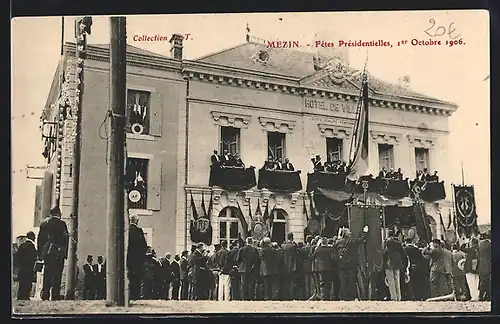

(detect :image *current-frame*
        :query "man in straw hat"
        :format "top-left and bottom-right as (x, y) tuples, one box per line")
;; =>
(37, 207), (69, 301)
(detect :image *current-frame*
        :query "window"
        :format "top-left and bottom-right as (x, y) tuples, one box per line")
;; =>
(326, 137), (343, 162)
(415, 148), (430, 172)
(125, 158), (149, 209)
(378, 144), (394, 170)
(218, 207), (241, 244)
(127, 89), (151, 135)
(220, 126), (240, 156)
(267, 132), (286, 162)
(270, 209), (287, 246)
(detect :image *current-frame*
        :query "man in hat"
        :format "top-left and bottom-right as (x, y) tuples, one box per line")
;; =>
(170, 254), (181, 300)
(236, 237), (259, 300)
(259, 237), (280, 300)
(281, 233), (299, 300)
(37, 207), (69, 301)
(216, 240), (231, 301)
(423, 239), (448, 298)
(451, 243), (469, 300)
(313, 155), (324, 172)
(83, 255), (95, 300)
(299, 235), (315, 300)
(15, 231), (37, 300)
(93, 256), (106, 299)
(310, 237), (335, 301)
(478, 231), (491, 301)
(190, 242), (208, 300)
(382, 230), (408, 301)
(127, 215), (147, 300)
(334, 227), (367, 301)
(403, 238), (427, 300)
(179, 250), (190, 300)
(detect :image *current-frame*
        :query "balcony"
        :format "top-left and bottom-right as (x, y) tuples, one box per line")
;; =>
(410, 180), (446, 202)
(209, 165), (257, 191)
(257, 169), (302, 193)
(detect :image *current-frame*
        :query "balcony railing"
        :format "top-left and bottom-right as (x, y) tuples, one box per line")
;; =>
(257, 169), (302, 193)
(307, 172), (446, 202)
(209, 165), (257, 191)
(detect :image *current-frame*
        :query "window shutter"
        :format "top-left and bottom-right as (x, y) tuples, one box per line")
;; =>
(147, 158), (162, 211)
(149, 92), (163, 136)
(33, 185), (42, 227)
(40, 171), (53, 223)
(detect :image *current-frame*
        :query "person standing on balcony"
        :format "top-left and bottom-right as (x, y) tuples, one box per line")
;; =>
(283, 158), (295, 171)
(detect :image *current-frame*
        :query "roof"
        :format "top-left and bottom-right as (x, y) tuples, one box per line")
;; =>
(196, 42), (450, 104)
(88, 43), (170, 59)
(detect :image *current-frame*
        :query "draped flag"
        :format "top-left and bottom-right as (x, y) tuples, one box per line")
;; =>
(447, 209), (452, 229)
(303, 196), (309, 221)
(439, 212), (446, 241)
(453, 185), (479, 237)
(207, 191), (213, 219)
(190, 191), (198, 220)
(189, 191), (212, 245)
(201, 192), (207, 217)
(347, 74), (370, 181)
(236, 200), (249, 238)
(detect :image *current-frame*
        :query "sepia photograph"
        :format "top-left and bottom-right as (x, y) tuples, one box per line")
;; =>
(11, 10), (490, 315)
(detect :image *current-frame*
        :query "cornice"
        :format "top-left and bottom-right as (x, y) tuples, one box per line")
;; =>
(258, 116), (296, 133)
(370, 130), (402, 144)
(210, 110), (251, 128)
(64, 43), (457, 117)
(317, 123), (351, 138)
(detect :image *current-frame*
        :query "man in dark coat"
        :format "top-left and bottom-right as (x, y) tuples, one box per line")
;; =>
(160, 253), (172, 300)
(83, 255), (95, 300)
(179, 250), (190, 300)
(310, 237), (335, 300)
(211, 150), (221, 167)
(259, 237), (279, 300)
(190, 243), (208, 300)
(16, 231), (37, 300)
(404, 238), (427, 300)
(93, 256), (106, 300)
(478, 231), (491, 301)
(281, 233), (298, 300)
(236, 237), (259, 300)
(227, 240), (241, 300)
(216, 240), (231, 301)
(382, 230), (408, 301)
(37, 207), (69, 301)
(141, 247), (157, 299)
(334, 227), (367, 301)
(127, 215), (147, 300)
(299, 235), (315, 300)
(423, 239), (449, 298)
(171, 254), (181, 300)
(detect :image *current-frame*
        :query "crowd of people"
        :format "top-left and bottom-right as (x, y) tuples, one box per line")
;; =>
(262, 156), (295, 171)
(211, 150), (246, 168)
(311, 155), (348, 174)
(13, 206), (490, 304)
(127, 215), (491, 302)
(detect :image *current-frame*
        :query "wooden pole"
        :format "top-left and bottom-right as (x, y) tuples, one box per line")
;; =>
(106, 16), (127, 306)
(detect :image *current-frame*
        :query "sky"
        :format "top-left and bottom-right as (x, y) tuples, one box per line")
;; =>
(11, 10), (490, 238)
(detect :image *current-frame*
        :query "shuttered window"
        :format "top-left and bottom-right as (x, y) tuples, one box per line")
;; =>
(218, 207), (240, 244)
(220, 126), (240, 155)
(268, 132), (286, 162)
(326, 137), (343, 162)
(415, 148), (429, 172)
(125, 157), (162, 211)
(126, 90), (163, 137)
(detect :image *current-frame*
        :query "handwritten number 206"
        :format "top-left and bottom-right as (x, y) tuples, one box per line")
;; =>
(425, 19), (460, 39)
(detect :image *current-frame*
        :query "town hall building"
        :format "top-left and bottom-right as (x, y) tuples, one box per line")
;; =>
(37, 33), (458, 271)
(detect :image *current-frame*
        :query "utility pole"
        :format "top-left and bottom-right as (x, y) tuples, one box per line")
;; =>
(65, 16), (92, 300)
(107, 16), (127, 306)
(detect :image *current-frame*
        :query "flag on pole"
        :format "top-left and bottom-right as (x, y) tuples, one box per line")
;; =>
(248, 198), (252, 220)
(447, 209), (452, 229)
(236, 200), (249, 236)
(439, 212), (446, 241)
(347, 75), (370, 181)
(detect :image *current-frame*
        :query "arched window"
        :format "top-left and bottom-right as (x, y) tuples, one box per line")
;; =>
(219, 207), (241, 244)
(270, 209), (288, 245)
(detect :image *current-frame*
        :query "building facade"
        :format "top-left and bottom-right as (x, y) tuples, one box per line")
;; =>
(38, 35), (458, 269)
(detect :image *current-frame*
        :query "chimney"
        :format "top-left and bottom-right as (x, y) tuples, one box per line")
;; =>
(169, 34), (184, 60)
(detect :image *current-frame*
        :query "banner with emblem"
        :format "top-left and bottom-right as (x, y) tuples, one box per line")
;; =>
(453, 185), (479, 238)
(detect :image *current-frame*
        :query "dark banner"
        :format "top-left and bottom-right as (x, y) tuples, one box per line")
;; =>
(349, 206), (384, 283)
(257, 169), (302, 193)
(453, 185), (479, 237)
(209, 166), (257, 191)
(306, 171), (350, 192)
(384, 205), (416, 228)
(413, 203), (433, 243)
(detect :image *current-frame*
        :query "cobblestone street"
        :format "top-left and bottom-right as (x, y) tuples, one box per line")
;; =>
(13, 300), (491, 315)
